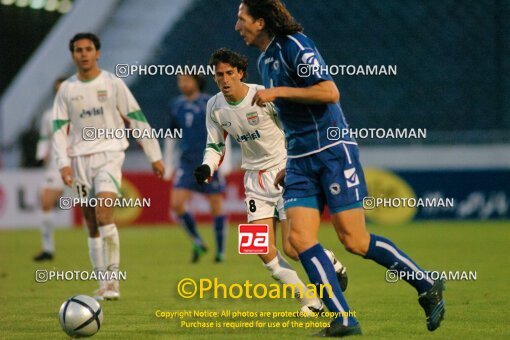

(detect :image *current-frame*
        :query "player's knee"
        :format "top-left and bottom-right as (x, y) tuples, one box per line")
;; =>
(259, 245), (278, 263)
(81, 209), (97, 231)
(170, 195), (186, 214)
(170, 201), (185, 215)
(208, 196), (223, 215)
(95, 207), (113, 226)
(41, 199), (54, 211)
(210, 205), (222, 216)
(86, 221), (99, 237)
(88, 229), (100, 238)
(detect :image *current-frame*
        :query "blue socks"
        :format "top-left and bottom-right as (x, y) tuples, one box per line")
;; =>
(364, 233), (433, 294)
(179, 212), (227, 256)
(179, 212), (203, 246)
(299, 243), (358, 326)
(213, 215), (227, 256)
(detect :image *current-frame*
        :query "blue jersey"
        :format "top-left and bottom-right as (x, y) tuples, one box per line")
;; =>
(257, 32), (353, 158)
(169, 93), (211, 164)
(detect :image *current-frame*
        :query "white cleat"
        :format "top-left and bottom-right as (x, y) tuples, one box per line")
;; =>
(300, 301), (324, 317)
(103, 282), (120, 300)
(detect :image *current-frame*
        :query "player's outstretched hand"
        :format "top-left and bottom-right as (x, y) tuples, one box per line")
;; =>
(252, 88), (278, 107)
(152, 160), (165, 179)
(274, 168), (286, 189)
(60, 166), (73, 187)
(194, 164), (211, 184)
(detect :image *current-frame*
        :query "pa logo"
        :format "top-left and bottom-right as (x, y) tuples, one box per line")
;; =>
(329, 183), (341, 195)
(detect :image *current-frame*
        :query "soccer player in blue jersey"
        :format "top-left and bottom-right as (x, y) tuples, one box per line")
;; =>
(236, 0), (445, 336)
(164, 74), (228, 263)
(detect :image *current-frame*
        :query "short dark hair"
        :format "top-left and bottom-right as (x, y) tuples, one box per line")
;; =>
(177, 74), (206, 92)
(53, 76), (67, 94)
(209, 48), (249, 82)
(69, 33), (101, 52)
(191, 75), (206, 92)
(241, 0), (303, 36)
(54, 76), (67, 85)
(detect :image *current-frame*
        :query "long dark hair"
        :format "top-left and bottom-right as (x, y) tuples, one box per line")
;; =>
(242, 0), (303, 36)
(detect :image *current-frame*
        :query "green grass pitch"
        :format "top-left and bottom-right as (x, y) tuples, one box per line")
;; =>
(1, 220), (509, 339)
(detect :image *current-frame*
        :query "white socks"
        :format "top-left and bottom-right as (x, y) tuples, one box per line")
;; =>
(264, 251), (322, 309)
(99, 224), (120, 285)
(88, 224), (120, 290)
(40, 211), (54, 253)
(88, 236), (106, 288)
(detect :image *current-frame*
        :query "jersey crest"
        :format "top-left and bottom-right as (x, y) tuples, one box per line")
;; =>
(97, 90), (108, 102)
(246, 111), (259, 126)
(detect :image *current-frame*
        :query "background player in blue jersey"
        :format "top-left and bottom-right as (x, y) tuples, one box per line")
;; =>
(164, 74), (228, 263)
(236, 0), (445, 336)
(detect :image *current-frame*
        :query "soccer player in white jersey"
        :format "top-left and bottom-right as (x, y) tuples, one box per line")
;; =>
(194, 49), (347, 313)
(52, 33), (165, 300)
(33, 77), (67, 262)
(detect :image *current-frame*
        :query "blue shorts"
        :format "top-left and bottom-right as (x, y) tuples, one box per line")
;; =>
(283, 142), (367, 214)
(173, 163), (225, 194)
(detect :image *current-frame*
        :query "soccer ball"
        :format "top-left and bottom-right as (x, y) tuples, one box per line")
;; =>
(58, 295), (103, 338)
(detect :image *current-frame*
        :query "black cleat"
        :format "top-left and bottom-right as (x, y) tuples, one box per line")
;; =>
(418, 279), (446, 331)
(314, 319), (362, 337)
(214, 253), (225, 263)
(33, 251), (53, 262)
(191, 244), (207, 263)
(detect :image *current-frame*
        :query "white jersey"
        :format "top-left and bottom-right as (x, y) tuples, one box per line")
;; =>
(52, 70), (162, 169)
(203, 84), (286, 173)
(36, 108), (58, 169)
(37, 108), (64, 190)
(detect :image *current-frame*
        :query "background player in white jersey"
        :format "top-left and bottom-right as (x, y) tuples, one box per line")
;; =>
(194, 49), (347, 313)
(52, 33), (165, 300)
(33, 77), (66, 262)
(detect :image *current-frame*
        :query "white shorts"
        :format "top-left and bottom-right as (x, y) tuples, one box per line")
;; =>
(244, 167), (286, 222)
(41, 164), (65, 191)
(71, 151), (125, 198)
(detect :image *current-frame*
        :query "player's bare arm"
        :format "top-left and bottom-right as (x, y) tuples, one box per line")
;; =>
(252, 80), (339, 106)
